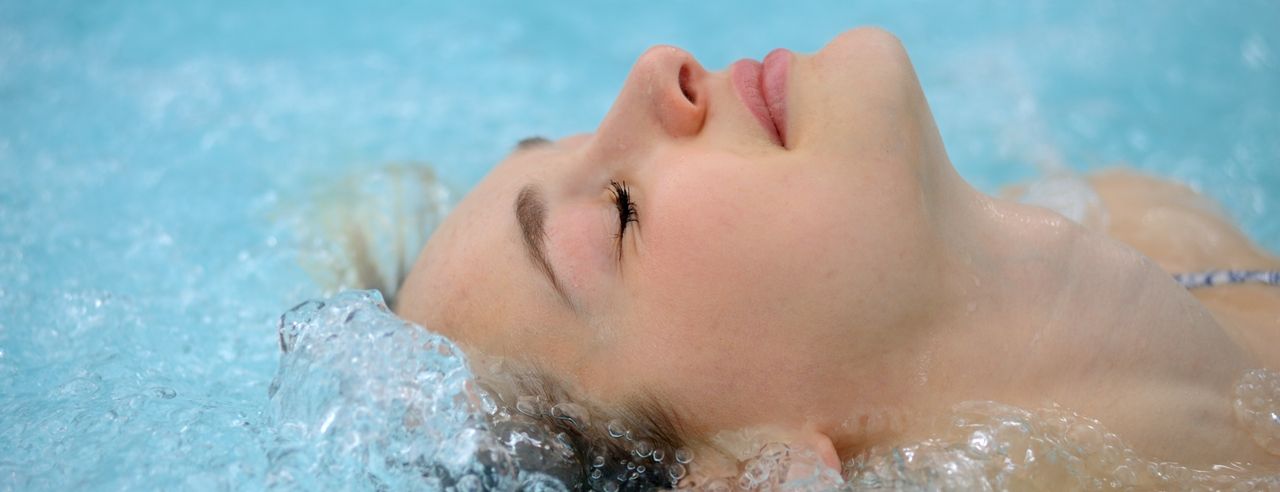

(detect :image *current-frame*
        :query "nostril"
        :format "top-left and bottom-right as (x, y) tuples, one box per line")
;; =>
(678, 64), (695, 104)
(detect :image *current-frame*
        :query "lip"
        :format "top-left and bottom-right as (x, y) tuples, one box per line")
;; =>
(730, 48), (791, 147)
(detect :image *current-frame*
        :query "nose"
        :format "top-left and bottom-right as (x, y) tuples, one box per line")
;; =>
(595, 46), (708, 143)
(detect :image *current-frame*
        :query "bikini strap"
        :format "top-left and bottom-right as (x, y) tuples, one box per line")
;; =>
(1173, 270), (1280, 289)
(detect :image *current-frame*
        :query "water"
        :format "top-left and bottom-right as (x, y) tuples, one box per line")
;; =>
(2, 1), (1278, 490)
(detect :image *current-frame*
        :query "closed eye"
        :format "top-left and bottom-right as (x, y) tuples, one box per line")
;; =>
(609, 180), (638, 261)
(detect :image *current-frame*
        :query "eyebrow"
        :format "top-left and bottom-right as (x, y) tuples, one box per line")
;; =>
(515, 136), (550, 151)
(515, 185), (576, 310)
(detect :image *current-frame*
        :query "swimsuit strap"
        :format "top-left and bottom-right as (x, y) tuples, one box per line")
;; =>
(1173, 270), (1280, 289)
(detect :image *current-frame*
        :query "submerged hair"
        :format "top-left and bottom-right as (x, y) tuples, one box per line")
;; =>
(473, 358), (694, 491)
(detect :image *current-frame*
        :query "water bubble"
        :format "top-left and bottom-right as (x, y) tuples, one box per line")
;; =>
(550, 402), (589, 429)
(703, 478), (731, 492)
(741, 457), (773, 486)
(477, 390), (498, 415)
(967, 430), (992, 455)
(1113, 464), (1138, 485)
(626, 462), (635, 470)
(668, 463), (686, 481)
(57, 376), (101, 397)
(651, 448), (664, 462)
(516, 396), (539, 416)
(592, 455), (605, 468)
(521, 473), (567, 492)
(607, 419), (625, 438)
(634, 440), (653, 458)
(674, 447), (693, 464)
(636, 465), (645, 473)
(758, 442), (788, 462)
(455, 474), (482, 492)
(590, 469), (602, 480)
(1233, 369), (1280, 455)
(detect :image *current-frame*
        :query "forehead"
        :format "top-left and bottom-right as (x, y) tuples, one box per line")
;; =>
(399, 139), (586, 370)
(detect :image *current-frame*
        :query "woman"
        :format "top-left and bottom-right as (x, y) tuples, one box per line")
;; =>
(393, 27), (1280, 487)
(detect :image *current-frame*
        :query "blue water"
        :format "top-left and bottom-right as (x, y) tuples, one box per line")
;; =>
(2, 1), (1278, 490)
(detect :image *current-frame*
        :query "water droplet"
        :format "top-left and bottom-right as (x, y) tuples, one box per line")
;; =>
(675, 447), (693, 464)
(607, 419), (625, 438)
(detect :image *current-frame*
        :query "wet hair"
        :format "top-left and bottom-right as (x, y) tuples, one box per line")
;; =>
(474, 359), (694, 491)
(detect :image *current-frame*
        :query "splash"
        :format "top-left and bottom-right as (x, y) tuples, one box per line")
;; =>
(265, 290), (574, 491)
(841, 400), (1279, 491)
(262, 292), (1280, 491)
(1234, 369), (1280, 457)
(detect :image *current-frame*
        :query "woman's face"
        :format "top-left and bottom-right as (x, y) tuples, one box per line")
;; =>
(397, 28), (958, 440)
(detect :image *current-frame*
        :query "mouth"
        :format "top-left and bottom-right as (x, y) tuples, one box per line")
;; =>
(730, 48), (791, 147)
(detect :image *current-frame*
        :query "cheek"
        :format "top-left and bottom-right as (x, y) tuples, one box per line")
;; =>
(630, 171), (830, 346)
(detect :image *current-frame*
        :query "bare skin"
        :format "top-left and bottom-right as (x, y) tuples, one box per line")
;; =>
(393, 28), (1280, 480)
(1088, 170), (1280, 369)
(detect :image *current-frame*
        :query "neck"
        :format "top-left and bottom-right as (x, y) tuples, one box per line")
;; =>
(826, 175), (1253, 460)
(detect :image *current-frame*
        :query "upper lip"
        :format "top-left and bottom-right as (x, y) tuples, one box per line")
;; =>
(761, 48), (790, 147)
(730, 49), (790, 147)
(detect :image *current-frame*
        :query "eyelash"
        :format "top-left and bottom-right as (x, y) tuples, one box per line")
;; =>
(608, 180), (639, 259)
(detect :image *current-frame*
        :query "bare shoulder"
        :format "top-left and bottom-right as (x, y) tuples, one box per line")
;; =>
(1086, 168), (1280, 365)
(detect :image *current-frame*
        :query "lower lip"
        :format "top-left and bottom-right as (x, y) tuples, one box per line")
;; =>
(731, 48), (791, 147)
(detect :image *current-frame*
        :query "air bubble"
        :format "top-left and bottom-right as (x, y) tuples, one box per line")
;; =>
(1233, 369), (1280, 455)
(590, 469), (602, 480)
(602, 481), (619, 492)
(674, 447), (693, 464)
(703, 478), (731, 492)
(668, 463), (686, 481)
(516, 396), (539, 416)
(607, 419), (625, 438)
(550, 402), (589, 429)
(634, 440), (653, 458)
(741, 457), (773, 486)
(454, 474), (482, 492)
(477, 390), (498, 415)
(651, 448), (664, 462)
(758, 442), (788, 462)
(592, 455), (605, 468)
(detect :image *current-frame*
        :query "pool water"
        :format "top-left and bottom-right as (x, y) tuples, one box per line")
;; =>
(2, 1), (1278, 490)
